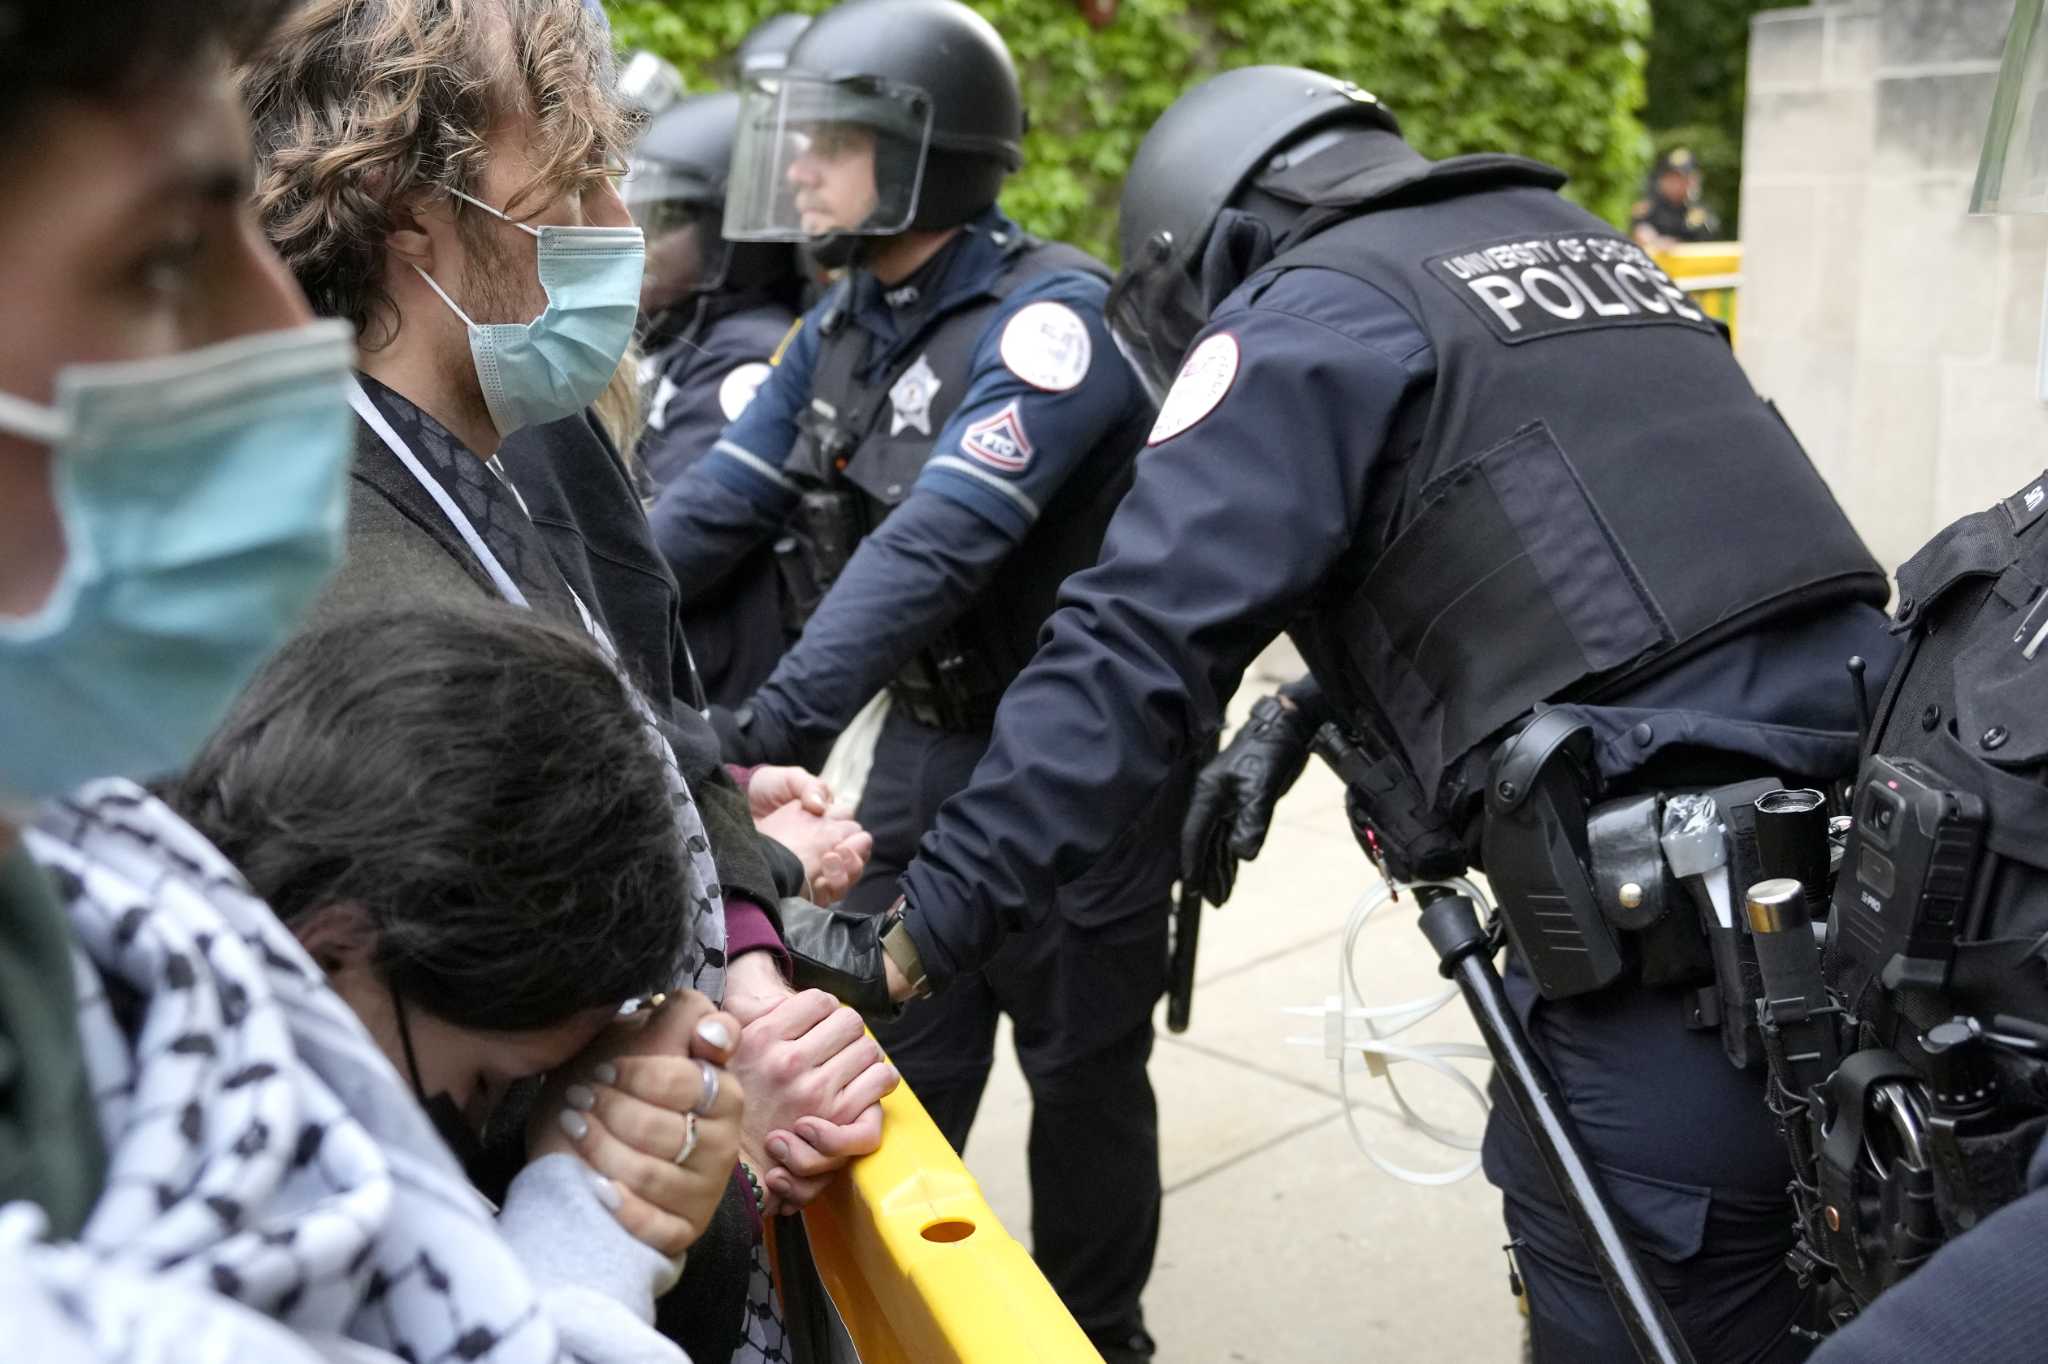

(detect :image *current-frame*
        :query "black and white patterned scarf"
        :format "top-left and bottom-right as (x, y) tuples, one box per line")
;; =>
(9, 781), (685, 1364)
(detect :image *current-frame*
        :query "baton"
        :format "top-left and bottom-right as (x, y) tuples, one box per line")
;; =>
(1415, 885), (1697, 1364)
(1166, 880), (1203, 1033)
(1167, 732), (1224, 1034)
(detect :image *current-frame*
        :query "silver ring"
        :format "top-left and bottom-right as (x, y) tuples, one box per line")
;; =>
(672, 1112), (699, 1166)
(692, 1059), (720, 1116)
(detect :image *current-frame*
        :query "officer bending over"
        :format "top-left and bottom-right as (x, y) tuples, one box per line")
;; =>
(627, 91), (806, 704)
(880, 67), (1902, 1362)
(649, 2), (1185, 1356)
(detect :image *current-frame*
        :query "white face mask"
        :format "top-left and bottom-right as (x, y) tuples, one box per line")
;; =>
(414, 188), (646, 436)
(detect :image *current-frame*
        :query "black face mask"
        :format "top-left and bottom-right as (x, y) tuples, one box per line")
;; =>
(390, 987), (491, 1175)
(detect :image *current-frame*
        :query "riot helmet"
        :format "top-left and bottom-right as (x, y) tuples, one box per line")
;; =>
(626, 91), (798, 314)
(723, 0), (1026, 264)
(730, 12), (812, 82)
(1106, 66), (1401, 400)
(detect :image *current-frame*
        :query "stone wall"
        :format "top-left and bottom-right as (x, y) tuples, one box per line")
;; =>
(1739, 0), (2048, 571)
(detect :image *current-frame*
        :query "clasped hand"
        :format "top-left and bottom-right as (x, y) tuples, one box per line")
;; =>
(529, 990), (744, 1258)
(748, 765), (873, 905)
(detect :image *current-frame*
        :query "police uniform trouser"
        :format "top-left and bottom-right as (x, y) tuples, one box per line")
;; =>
(1482, 966), (1815, 1363)
(846, 706), (1182, 1346)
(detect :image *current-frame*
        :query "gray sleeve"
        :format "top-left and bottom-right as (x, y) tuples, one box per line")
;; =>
(307, 480), (494, 630)
(494, 1153), (689, 1356)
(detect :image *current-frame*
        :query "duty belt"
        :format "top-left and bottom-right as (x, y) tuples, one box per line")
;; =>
(1480, 710), (1795, 1070)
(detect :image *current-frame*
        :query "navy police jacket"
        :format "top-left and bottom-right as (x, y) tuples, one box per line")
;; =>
(648, 207), (1152, 764)
(896, 160), (1902, 989)
(636, 295), (799, 705)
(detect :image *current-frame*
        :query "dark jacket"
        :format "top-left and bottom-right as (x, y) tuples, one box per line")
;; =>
(317, 390), (796, 916)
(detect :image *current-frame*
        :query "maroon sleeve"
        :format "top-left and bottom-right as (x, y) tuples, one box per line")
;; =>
(723, 896), (792, 975)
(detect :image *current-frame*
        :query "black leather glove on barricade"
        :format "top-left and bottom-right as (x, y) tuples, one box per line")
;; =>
(1180, 693), (1318, 904)
(777, 896), (893, 1017)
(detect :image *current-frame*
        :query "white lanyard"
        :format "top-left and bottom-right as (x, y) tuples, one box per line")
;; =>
(347, 379), (529, 609)
(346, 378), (609, 643)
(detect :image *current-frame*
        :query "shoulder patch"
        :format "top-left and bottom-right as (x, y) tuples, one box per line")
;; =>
(1425, 231), (1712, 345)
(718, 362), (773, 422)
(999, 300), (1093, 392)
(1147, 333), (1239, 445)
(959, 401), (1035, 473)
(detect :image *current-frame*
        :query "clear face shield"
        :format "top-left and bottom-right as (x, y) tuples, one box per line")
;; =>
(723, 74), (935, 243)
(1974, 0), (2048, 215)
(622, 158), (717, 240)
(1106, 257), (1217, 407)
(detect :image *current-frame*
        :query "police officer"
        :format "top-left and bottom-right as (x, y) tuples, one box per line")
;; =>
(647, 3), (1183, 1356)
(627, 91), (807, 704)
(1631, 146), (1721, 249)
(877, 67), (1903, 1361)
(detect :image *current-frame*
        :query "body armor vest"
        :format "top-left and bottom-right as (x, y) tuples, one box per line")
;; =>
(781, 235), (1150, 729)
(1273, 164), (1887, 826)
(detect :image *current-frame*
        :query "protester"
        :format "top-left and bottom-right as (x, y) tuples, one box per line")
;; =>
(240, 3), (896, 1355)
(172, 603), (745, 1266)
(0, 2), (705, 1359)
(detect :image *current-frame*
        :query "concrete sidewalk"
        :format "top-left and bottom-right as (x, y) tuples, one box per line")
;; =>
(959, 683), (1525, 1362)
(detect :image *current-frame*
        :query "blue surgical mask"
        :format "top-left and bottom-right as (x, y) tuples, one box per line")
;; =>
(0, 320), (356, 812)
(415, 189), (645, 437)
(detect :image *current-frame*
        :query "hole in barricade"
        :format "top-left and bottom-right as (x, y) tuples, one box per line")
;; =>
(919, 1218), (976, 1243)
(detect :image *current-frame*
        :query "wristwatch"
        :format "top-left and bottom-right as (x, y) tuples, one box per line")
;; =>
(878, 896), (932, 1001)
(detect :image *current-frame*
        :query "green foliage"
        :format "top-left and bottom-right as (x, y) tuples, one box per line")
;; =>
(606, 0), (1652, 263)
(1642, 0), (1803, 232)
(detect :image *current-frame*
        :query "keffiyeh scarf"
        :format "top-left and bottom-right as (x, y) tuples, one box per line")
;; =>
(11, 780), (682, 1364)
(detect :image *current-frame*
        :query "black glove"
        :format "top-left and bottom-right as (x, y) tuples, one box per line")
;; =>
(775, 896), (894, 1018)
(1180, 693), (1316, 905)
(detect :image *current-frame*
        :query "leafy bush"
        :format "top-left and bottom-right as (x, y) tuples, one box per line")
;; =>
(606, 0), (1651, 262)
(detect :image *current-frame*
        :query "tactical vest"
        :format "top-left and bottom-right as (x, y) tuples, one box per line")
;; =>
(781, 235), (1150, 730)
(1272, 163), (1887, 836)
(1764, 474), (2048, 1316)
(1835, 471), (2048, 1027)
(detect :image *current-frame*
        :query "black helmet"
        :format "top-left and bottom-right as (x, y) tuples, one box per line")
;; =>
(1107, 66), (1400, 398)
(626, 92), (796, 300)
(730, 12), (812, 82)
(723, 0), (1025, 253)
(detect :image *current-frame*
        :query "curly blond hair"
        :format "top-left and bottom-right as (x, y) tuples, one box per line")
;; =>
(241, 0), (635, 347)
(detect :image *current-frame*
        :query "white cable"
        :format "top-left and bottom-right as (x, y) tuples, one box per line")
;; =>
(1285, 876), (1495, 1186)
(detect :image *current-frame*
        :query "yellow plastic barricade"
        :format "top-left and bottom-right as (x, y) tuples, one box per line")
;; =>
(1652, 242), (1742, 348)
(801, 1069), (1101, 1362)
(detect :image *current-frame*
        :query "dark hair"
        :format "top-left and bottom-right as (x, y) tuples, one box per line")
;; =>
(170, 602), (691, 1031)
(0, 0), (296, 139)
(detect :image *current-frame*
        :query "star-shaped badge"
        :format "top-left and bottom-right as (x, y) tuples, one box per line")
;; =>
(890, 353), (943, 437)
